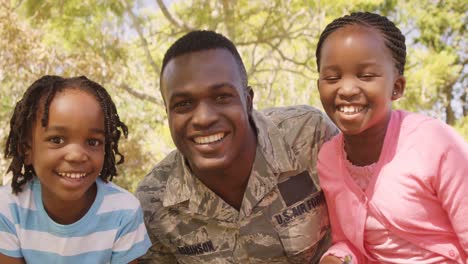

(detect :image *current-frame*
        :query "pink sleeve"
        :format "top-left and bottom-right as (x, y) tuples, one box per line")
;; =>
(321, 188), (365, 264)
(434, 132), (468, 256)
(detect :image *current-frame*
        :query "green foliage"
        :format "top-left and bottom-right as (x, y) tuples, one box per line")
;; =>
(1, 0), (467, 190)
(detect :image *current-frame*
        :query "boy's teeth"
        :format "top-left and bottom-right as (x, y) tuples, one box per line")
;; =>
(58, 172), (87, 179)
(339, 105), (364, 113)
(194, 133), (225, 144)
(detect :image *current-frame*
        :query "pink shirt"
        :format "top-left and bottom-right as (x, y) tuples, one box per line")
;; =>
(318, 110), (468, 263)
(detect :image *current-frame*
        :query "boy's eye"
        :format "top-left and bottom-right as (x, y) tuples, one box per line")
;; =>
(88, 139), (103, 147)
(48, 137), (64, 145)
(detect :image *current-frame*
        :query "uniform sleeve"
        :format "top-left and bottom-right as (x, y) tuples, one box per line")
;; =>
(434, 130), (468, 255)
(135, 182), (178, 264)
(318, 114), (338, 149)
(110, 206), (151, 264)
(137, 230), (178, 264)
(0, 195), (22, 258)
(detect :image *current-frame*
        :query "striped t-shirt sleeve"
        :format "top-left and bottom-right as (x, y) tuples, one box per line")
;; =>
(111, 205), (151, 263)
(0, 189), (21, 258)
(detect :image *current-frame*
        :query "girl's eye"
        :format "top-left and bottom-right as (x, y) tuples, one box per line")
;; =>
(48, 137), (64, 145)
(359, 74), (376, 81)
(88, 139), (103, 147)
(322, 76), (340, 83)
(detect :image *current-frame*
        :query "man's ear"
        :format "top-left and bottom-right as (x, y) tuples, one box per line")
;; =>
(246, 86), (254, 113)
(391, 75), (406, 101)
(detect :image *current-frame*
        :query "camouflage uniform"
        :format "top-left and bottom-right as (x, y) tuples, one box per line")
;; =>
(136, 105), (337, 264)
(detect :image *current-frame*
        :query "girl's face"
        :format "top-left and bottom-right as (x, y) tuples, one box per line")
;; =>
(317, 25), (405, 137)
(26, 88), (105, 208)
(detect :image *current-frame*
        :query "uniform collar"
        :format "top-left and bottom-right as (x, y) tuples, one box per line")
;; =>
(162, 109), (299, 221)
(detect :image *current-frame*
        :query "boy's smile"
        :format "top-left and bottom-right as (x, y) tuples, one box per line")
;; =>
(27, 88), (105, 221)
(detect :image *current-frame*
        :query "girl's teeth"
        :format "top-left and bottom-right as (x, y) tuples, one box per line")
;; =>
(339, 106), (363, 113)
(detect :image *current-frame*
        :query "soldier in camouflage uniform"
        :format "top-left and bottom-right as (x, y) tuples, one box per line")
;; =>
(136, 30), (337, 264)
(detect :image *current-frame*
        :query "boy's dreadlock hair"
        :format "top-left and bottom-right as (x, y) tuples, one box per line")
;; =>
(4, 75), (128, 194)
(161, 30), (248, 90)
(316, 12), (406, 75)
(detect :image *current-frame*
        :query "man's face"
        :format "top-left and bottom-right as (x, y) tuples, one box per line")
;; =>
(161, 48), (254, 176)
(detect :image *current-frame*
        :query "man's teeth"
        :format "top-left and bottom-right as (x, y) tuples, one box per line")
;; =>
(58, 172), (87, 179)
(338, 105), (364, 113)
(193, 133), (225, 144)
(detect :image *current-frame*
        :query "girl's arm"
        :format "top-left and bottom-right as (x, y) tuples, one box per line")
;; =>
(0, 253), (25, 264)
(320, 182), (364, 263)
(435, 134), (468, 254)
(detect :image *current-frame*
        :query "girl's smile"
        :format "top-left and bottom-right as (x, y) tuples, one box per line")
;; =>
(318, 24), (405, 138)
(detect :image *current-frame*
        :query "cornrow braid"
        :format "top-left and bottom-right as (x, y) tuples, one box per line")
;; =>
(4, 75), (128, 194)
(316, 12), (406, 75)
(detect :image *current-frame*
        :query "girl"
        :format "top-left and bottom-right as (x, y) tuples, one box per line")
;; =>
(315, 12), (468, 264)
(0, 76), (151, 263)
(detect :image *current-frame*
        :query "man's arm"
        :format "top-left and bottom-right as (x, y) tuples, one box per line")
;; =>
(0, 253), (25, 264)
(138, 231), (178, 264)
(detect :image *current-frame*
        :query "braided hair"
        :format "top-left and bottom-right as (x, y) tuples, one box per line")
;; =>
(4, 75), (128, 194)
(161, 30), (248, 90)
(316, 12), (406, 75)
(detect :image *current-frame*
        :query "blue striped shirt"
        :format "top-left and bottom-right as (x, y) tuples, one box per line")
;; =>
(0, 177), (151, 263)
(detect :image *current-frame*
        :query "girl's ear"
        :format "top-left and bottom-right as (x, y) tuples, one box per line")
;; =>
(391, 75), (406, 101)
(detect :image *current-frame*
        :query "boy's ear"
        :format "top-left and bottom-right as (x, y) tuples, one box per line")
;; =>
(391, 75), (406, 101)
(23, 142), (32, 165)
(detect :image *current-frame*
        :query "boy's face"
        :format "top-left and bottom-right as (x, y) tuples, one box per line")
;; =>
(161, 48), (254, 176)
(317, 24), (405, 136)
(26, 88), (105, 207)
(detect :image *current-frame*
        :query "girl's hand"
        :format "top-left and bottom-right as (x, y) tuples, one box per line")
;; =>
(320, 255), (352, 264)
(321, 255), (347, 264)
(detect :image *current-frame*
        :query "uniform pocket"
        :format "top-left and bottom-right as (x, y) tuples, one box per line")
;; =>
(270, 191), (331, 263)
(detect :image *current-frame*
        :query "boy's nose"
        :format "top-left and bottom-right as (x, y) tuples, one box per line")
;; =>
(64, 144), (89, 162)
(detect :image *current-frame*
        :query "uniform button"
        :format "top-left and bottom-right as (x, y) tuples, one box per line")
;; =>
(449, 249), (455, 257)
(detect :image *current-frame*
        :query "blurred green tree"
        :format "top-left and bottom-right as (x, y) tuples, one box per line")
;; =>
(1, 0), (466, 190)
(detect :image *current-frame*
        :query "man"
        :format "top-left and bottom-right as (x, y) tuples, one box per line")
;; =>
(136, 30), (337, 263)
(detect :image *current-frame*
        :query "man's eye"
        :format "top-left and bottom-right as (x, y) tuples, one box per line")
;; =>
(215, 94), (233, 102)
(174, 101), (190, 108)
(48, 137), (64, 144)
(172, 101), (192, 111)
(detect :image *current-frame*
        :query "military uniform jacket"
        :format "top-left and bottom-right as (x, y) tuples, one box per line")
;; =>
(136, 105), (337, 264)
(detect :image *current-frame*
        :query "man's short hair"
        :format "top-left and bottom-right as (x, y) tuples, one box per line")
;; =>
(161, 30), (248, 89)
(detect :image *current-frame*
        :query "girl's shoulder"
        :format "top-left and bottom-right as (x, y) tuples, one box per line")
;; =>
(395, 110), (467, 152)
